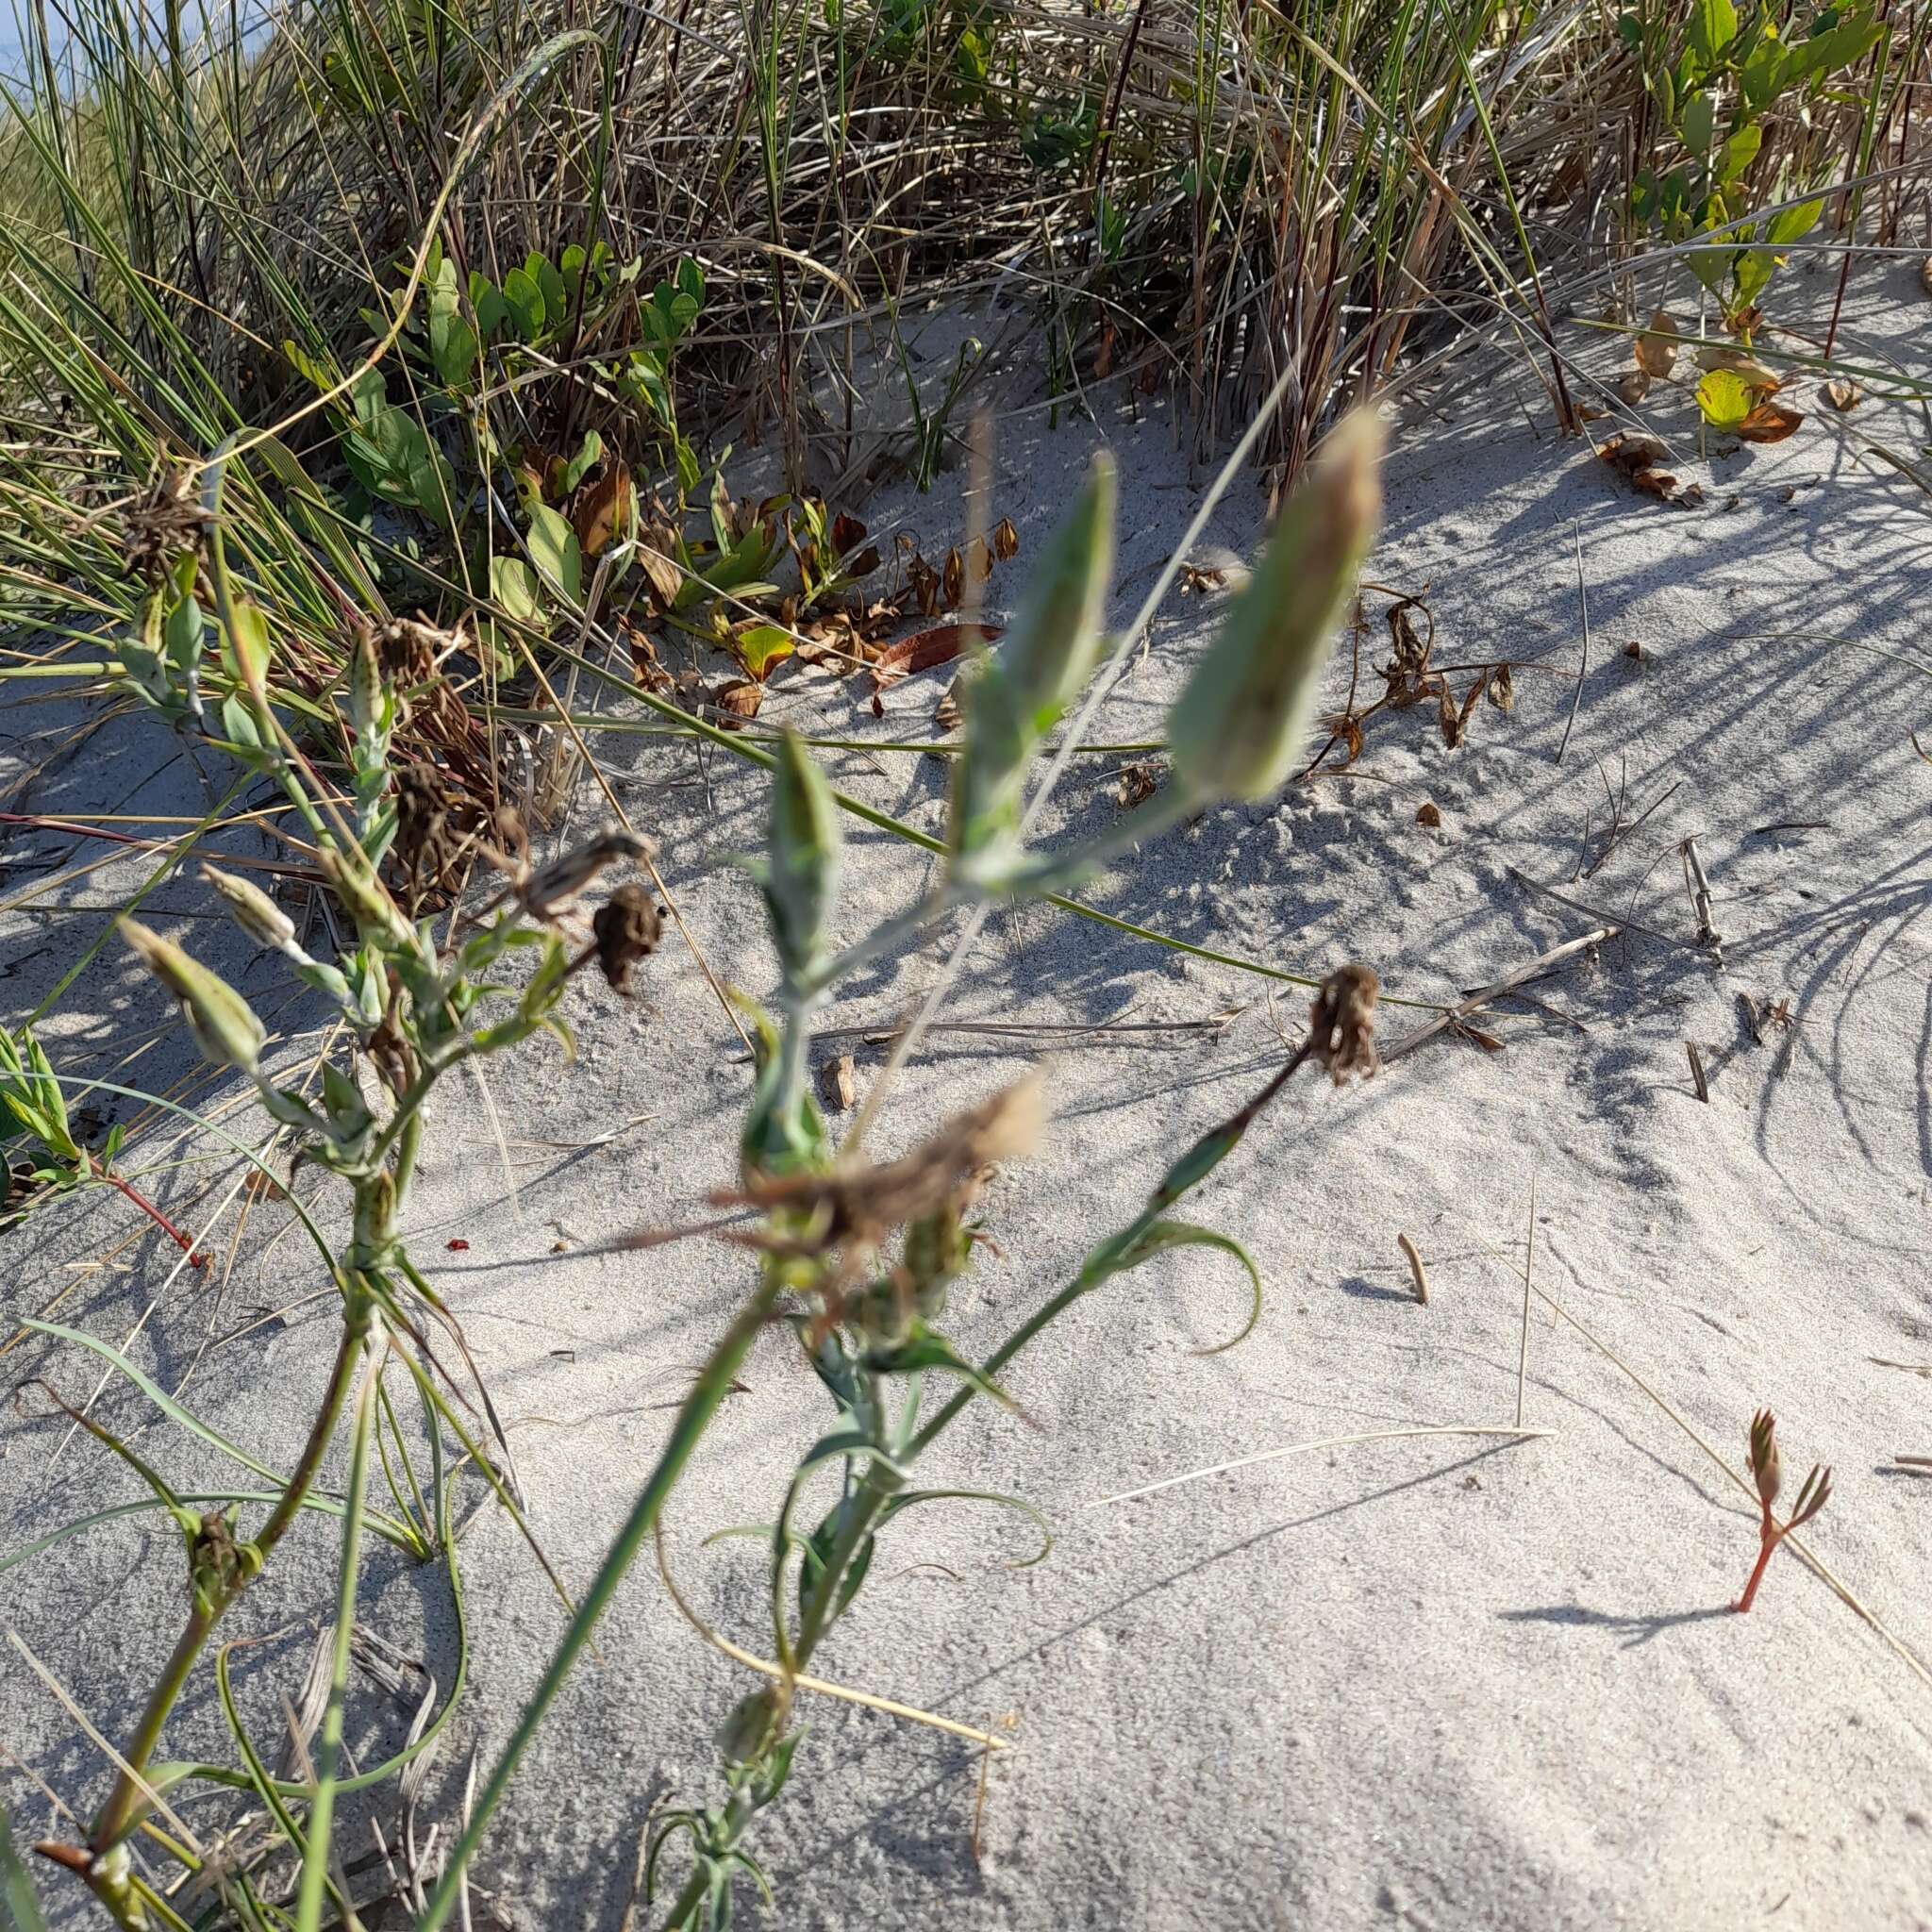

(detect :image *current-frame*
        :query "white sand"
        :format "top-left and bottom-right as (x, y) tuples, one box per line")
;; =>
(5, 261), (1932, 1930)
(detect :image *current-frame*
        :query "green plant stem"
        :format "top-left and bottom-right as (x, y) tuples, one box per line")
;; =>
(293, 1343), (378, 1931)
(414, 1272), (787, 1932)
(86, 1154), (203, 1262)
(89, 1312), (366, 1856)
(392, 1104), (426, 1205)
(791, 1458), (902, 1667)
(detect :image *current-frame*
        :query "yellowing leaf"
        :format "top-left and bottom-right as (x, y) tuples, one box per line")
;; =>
(1696, 368), (1752, 431)
(574, 461), (633, 558)
(734, 623), (794, 680)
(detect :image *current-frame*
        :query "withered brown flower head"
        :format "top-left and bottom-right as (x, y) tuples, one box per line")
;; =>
(1308, 964), (1380, 1085)
(121, 465), (211, 582)
(725, 1072), (1045, 1244)
(375, 616), (453, 689)
(593, 883), (663, 991)
(392, 760), (479, 899)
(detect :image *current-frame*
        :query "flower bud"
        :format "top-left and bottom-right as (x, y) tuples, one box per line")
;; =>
(764, 730), (841, 981)
(948, 456), (1115, 864)
(200, 862), (296, 950)
(1748, 1407), (1782, 1511)
(119, 917), (266, 1074)
(317, 835), (412, 945)
(1167, 410), (1383, 805)
(715, 1685), (787, 1767)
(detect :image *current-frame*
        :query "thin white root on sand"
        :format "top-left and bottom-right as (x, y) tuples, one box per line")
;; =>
(1086, 1425), (1554, 1508)
(1515, 1178), (1537, 1428)
(653, 1526), (1011, 1750)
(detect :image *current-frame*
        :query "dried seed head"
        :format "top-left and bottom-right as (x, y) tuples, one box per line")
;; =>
(1747, 1407), (1782, 1511)
(121, 465), (210, 582)
(722, 1071), (1047, 1257)
(392, 761), (484, 899)
(1307, 964), (1380, 1085)
(518, 828), (651, 921)
(592, 883), (662, 991)
(375, 616), (453, 688)
(200, 862), (296, 950)
(119, 917), (266, 1074)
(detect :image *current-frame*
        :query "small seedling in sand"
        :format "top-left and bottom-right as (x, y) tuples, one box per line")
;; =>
(1735, 1407), (1833, 1613)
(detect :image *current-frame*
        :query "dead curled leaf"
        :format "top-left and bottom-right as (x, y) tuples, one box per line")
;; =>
(1597, 432), (1668, 475)
(1822, 377), (1862, 411)
(868, 623), (1000, 697)
(1118, 762), (1159, 808)
(1921, 257), (1932, 299)
(574, 460), (632, 557)
(711, 679), (763, 727)
(1635, 309), (1679, 379)
(1595, 432), (1699, 505)
(818, 1054), (858, 1110)
(637, 523), (683, 607)
(1736, 400), (1804, 444)
(1619, 369), (1652, 405)
(624, 620), (672, 694)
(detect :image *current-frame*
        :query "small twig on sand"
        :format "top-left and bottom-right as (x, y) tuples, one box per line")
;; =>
(1397, 1232), (1429, 1305)
(1687, 1042), (1709, 1101)
(1680, 835), (1723, 955)
(1557, 522), (1590, 765)
(1585, 775), (1681, 880)
(969, 1718), (996, 1865)
(1515, 1181), (1536, 1426)
(1506, 866), (1698, 953)
(1383, 926), (1617, 1063)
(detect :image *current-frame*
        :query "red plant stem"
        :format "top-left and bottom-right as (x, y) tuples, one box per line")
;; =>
(88, 1156), (207, 1267)
(1735, 1525), (1779, 1613)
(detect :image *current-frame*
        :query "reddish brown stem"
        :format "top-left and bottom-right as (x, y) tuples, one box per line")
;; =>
(89, 1157), (207, 1267)
(1735, 1521), (1779, 1613)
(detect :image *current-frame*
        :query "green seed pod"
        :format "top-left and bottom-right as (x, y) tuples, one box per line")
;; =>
(715, 1685), (787, 1767)
(317, 835), (412, 945)
(764, 729), (842, 983)
(948, 455), (1115, 867)
(119, 917), (266, 1074)
(200, 861), (296, 950)
(1167, 410), (1383, 805)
